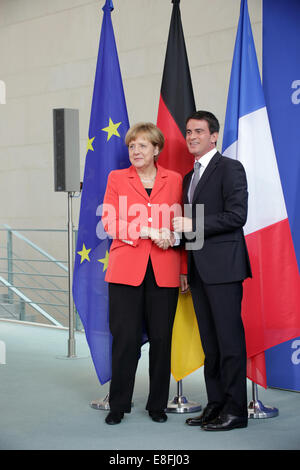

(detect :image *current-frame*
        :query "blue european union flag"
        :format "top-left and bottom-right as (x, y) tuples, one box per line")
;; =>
(73, 0), (130, 385)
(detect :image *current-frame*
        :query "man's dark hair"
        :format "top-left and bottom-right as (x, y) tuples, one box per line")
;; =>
(185, 110), (220, 134)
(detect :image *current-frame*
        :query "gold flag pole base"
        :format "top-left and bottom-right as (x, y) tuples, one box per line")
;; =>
(166, 380), (202, 414)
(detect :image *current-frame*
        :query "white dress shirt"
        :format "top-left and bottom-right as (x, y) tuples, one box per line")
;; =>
(188, 147), (217, 203)
(173, 147), (217, 246)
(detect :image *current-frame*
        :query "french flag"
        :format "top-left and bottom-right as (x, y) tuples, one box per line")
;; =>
(222, 0), (300, 387)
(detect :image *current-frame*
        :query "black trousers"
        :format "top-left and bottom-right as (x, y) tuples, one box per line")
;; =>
(108, 260), (178, 413)
(189, 257), (248, 417)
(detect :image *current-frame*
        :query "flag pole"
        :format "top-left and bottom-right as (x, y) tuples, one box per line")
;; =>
(90, 392), (134, 411)
(90, 392), (110, 410)
(67, 191), (76, 358)
(167, 379), (202, 413)
(57, 191), (79, 360)
(248, 382), (278, 419)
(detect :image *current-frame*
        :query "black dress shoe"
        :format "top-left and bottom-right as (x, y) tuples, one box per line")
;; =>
(149, 411), (168, 423)
(185, 404), (222, 427)
(201, 413), (248, 431)
(105, 411), (124, 425)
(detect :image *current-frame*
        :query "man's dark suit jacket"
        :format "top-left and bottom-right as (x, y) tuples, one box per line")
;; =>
(183, 151), (252, 284)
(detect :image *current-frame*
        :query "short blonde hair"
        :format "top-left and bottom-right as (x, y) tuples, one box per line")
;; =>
(125, 122), (165, 161)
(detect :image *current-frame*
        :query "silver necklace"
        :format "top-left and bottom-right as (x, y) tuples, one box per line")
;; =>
(139, 170), (157, 183)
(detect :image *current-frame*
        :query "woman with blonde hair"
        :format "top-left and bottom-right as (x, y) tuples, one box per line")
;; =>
(102, 122), (186, 425)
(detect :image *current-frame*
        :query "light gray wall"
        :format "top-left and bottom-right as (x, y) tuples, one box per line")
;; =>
(0, 0), (262, 254)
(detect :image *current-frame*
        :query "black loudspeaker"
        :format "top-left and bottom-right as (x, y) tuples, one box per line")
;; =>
(53, 108), (80, 192)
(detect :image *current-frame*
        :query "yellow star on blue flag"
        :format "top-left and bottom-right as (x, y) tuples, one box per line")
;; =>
(77, 243), (91, 263)
(87, 136), (95, 151)
(102, 118), (121, 141)
(98, 250), (109, 271)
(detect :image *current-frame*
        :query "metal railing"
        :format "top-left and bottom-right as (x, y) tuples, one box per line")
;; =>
(0, 225), (81, 329)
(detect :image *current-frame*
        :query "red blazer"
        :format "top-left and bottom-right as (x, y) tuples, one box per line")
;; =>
(102, 164), (186, 287)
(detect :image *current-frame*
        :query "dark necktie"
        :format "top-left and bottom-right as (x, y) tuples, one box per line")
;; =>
(189, 161), (201, 202)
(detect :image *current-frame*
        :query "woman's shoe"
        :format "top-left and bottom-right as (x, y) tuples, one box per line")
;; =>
(149, 411), (168, 423)
(105, 411), (124, 425)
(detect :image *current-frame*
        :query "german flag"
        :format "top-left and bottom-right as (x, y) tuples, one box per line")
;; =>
(157, 0), (204, 381)
(157, 0), (195, 176)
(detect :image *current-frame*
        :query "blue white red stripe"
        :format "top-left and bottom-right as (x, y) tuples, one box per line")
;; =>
(222, 0), (300, 387)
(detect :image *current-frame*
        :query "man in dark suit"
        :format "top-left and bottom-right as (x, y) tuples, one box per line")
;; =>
(173, 110), (252, 431)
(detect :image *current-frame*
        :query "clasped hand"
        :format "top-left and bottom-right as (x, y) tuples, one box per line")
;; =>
(141, 226), (175, 250)
(153, 227), (175, 250)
